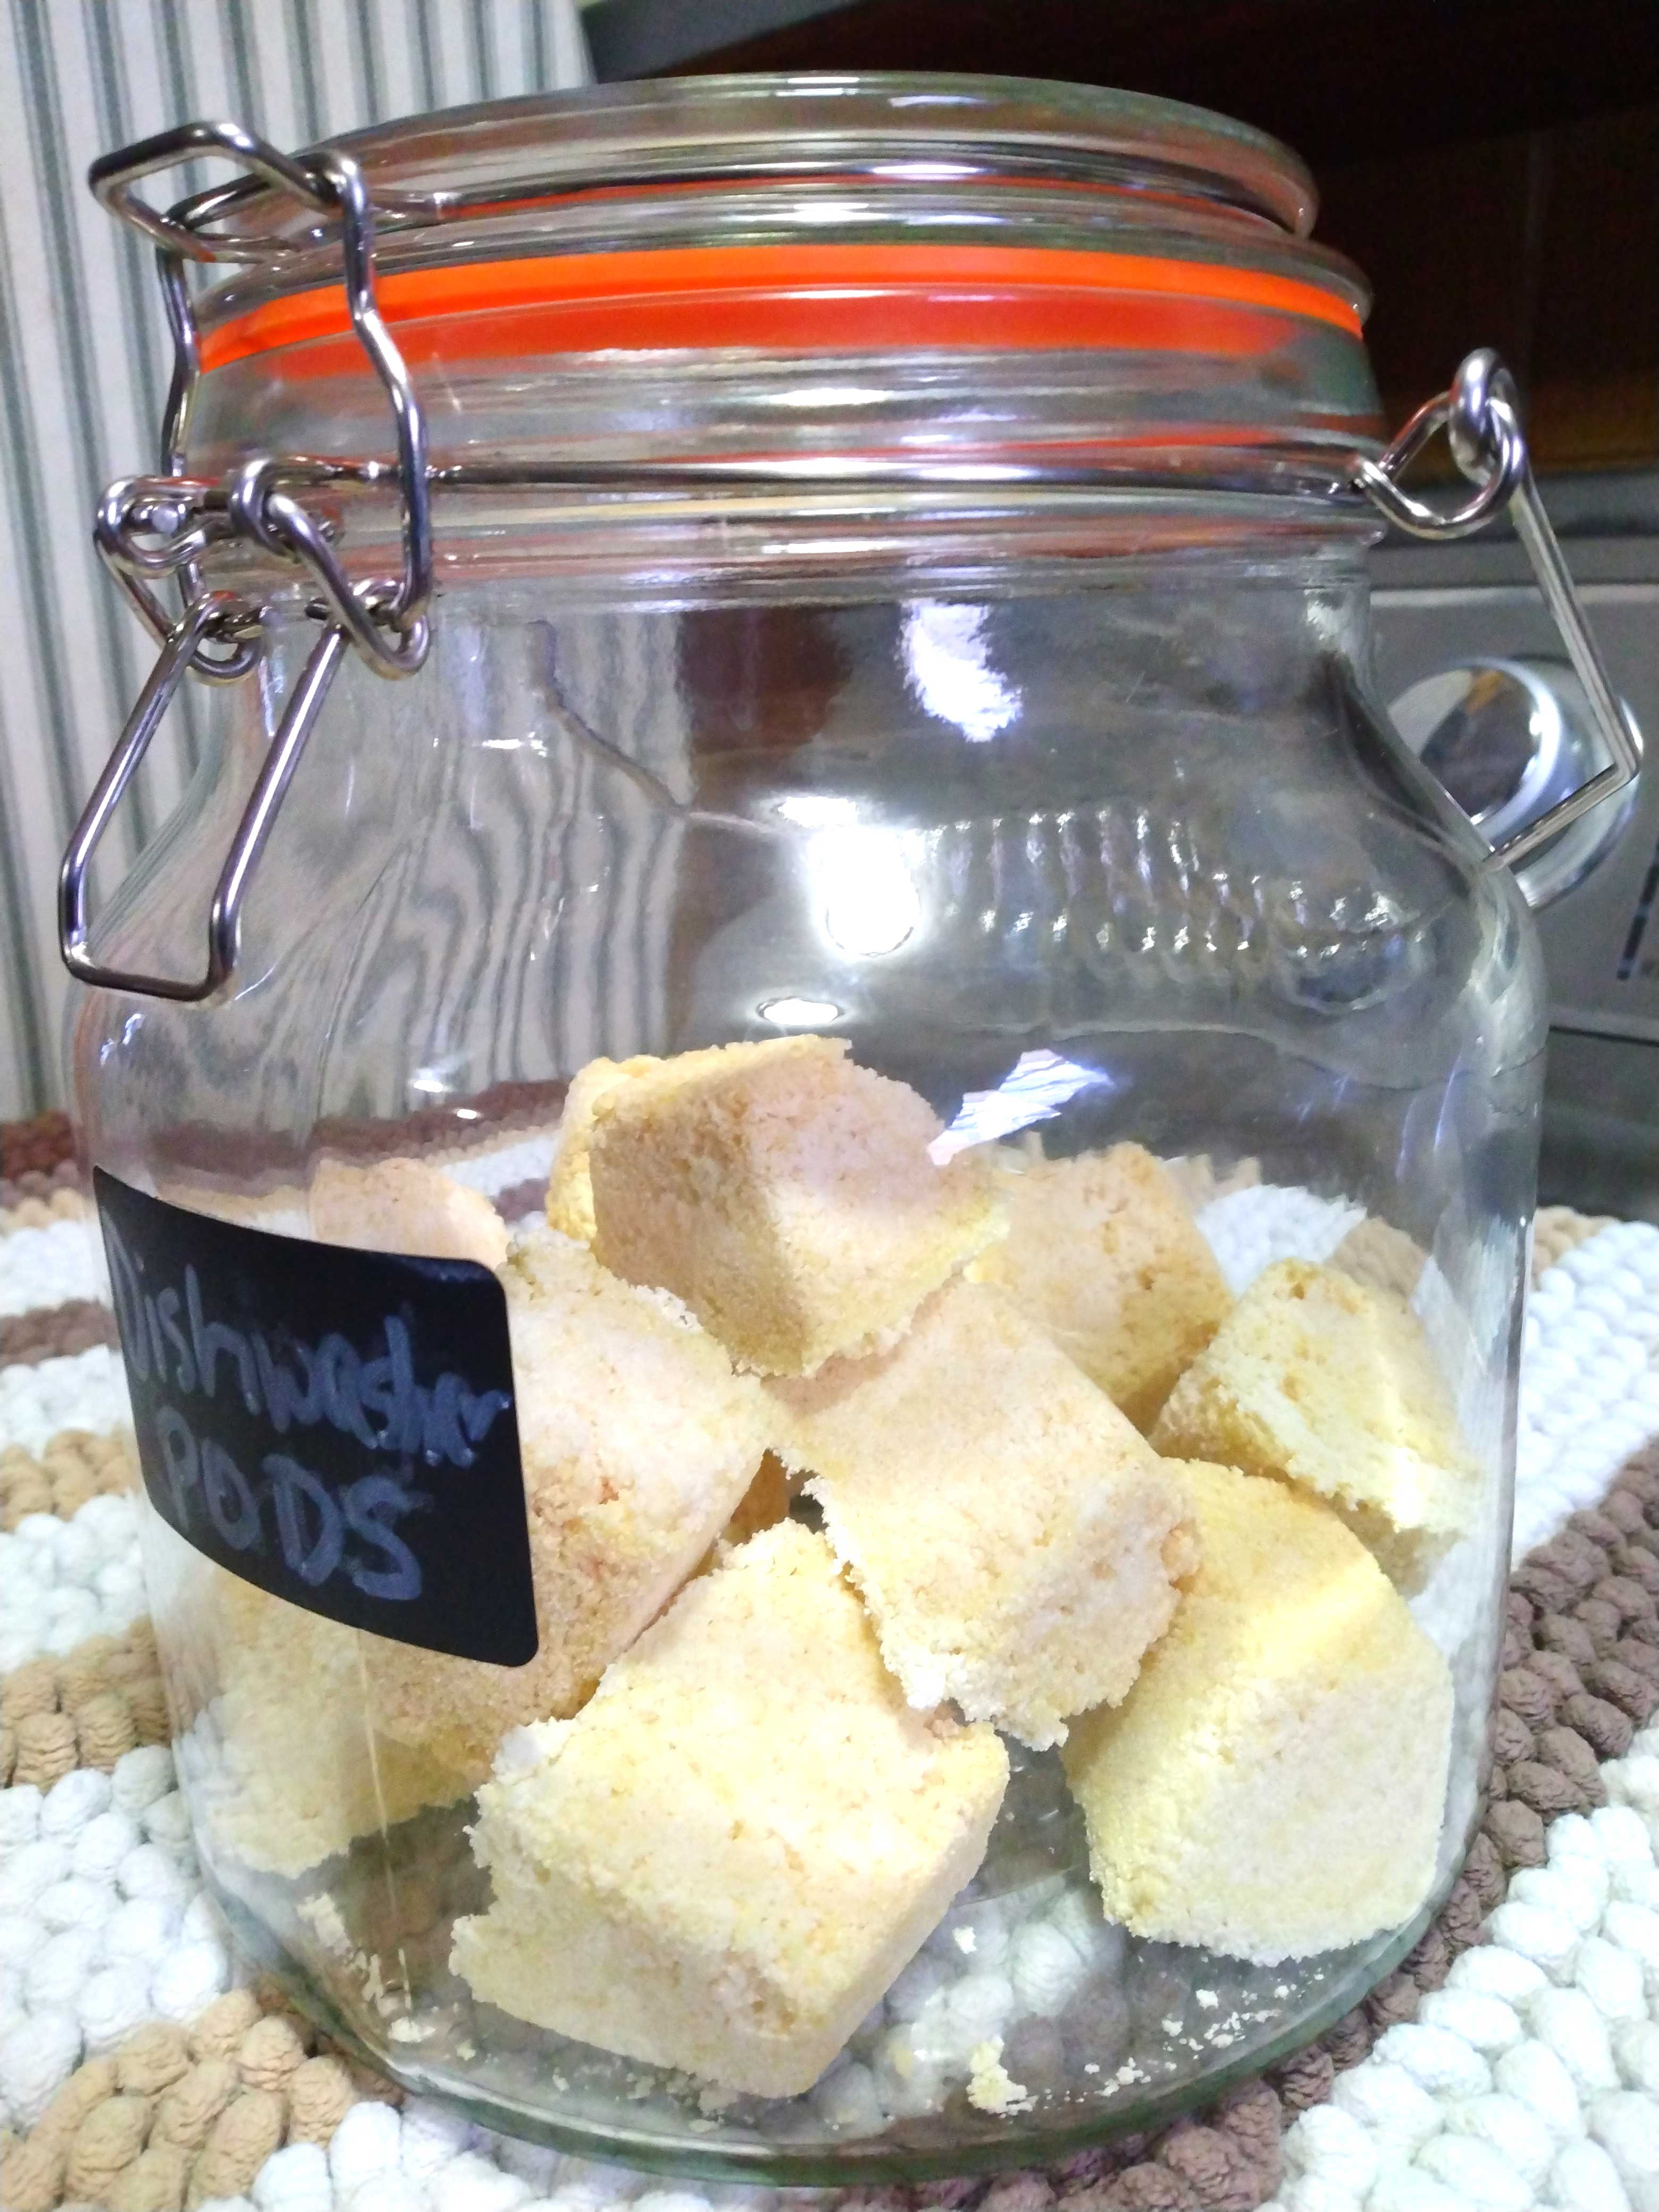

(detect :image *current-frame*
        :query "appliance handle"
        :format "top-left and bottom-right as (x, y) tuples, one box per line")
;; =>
(1354, 348), (1641, 869)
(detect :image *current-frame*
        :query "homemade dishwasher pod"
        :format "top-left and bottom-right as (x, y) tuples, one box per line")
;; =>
(59, 74), (1639, 2181)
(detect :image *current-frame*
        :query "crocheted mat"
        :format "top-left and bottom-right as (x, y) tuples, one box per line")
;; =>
(1, 1116), (1656, 2212)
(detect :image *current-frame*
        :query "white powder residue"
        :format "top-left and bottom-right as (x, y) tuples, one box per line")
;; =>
(966, 2037), (1032, 2116)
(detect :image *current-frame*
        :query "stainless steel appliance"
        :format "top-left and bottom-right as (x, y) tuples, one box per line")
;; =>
(1372, 473), (1659, 1220)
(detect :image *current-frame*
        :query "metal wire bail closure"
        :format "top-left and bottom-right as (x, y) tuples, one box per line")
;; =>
(1354, 348), (1641, 870)
(63, 119), (433, 1001)
(60, 605), (347, 1002)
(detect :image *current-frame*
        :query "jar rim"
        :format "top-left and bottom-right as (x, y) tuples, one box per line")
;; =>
(175, 73), (1381, 493)
(186, 71), (1324, 254)
(186, 73), (1368, 372)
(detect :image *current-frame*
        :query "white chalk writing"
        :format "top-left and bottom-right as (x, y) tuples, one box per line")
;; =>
(104, 1217), (510, 1471)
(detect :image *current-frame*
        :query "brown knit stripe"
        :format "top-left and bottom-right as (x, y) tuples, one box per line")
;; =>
(492, 1174), (550, 1226)
(0, 1110), (75, 1182)
(0, 1147), (1610, 1265)
(0, 1615), (167, 1789)
(0, 1159), (84, 1235)
(0, 1191), (86, 1236)
(0, 1425), (135, 1530)
(0, 1984), (400, 2212)
(1533, 1204), (1618, 1283)
(0, 1298), (116, 1369)
(0, 1157), (82, 1202)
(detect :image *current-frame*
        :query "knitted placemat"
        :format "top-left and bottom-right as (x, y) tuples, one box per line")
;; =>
(1, 1109), (1656, 2212)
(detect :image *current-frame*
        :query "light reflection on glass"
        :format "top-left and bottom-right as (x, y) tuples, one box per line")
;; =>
(901, 602), (1021, 743)
(928, 1049), (1115, 1164)
(775, 793), (859, 828)
(480, 735), (550, 757)
(812, 825), (923, 957)
(768, 384), (886, 410)
(757, 996), (843, 1028)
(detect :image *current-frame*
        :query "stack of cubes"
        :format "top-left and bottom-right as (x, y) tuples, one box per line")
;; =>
(327, 1036), (1474, 2103)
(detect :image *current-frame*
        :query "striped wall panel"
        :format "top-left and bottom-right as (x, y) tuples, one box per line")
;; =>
(0, 0), (593, 1122)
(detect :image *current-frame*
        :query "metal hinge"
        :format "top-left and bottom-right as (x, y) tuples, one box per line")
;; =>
(60, 122), (430, 1002)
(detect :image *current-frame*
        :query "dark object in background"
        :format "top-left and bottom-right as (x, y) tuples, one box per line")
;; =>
(582, 0), (1659, 477)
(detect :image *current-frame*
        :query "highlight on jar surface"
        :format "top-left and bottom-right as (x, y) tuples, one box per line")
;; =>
(153, 1030), (1493, 2166)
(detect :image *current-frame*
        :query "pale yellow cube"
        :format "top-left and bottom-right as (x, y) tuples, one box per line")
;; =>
(587, 1036), (1004, 1376)
(1062, 1461), (1453, 1963)
(363, 1227), (769, 1779)
(772, 1276), (1199, 1749)
(544, 1056), (661, 1244)
(309, 1154), (508, 1271)
(967, 1144), (1232, 1430)
(1151, 1258), (1481, 1589)
(547, 1048), (775, 1244)
(451, 1521), (1008, 2098)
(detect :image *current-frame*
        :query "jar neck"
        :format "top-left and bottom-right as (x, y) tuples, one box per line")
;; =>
(204, 482), (1381, 611)
(189, 339), (1383, 495)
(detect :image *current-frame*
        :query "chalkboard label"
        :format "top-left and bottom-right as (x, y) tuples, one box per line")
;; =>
(94, 1169), (538, 1667)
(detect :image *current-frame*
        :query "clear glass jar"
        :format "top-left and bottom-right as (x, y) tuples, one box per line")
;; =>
(69, 76), (1546, 2183)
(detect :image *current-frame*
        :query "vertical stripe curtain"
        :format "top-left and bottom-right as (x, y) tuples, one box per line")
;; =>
(0, 0), (593, 1122)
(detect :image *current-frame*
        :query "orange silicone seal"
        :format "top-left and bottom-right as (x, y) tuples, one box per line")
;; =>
(197, 242), (1364, 376)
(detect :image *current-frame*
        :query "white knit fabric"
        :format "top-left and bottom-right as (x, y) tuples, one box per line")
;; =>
(0, 1218), (106, 1317)
(1270, 1780), (1659, 2212)
(440, 1134), (562, 1204)
(0, 1492), (146, 1672)
(1195, 1183), (1366, 1296)
(0, 1343), (130, 1456)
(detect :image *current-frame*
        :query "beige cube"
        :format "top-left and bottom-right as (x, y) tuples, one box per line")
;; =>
(1151, 1258), (1481, 1589)
(363, 1227), (769, 1779)
(967, 1144), (1232, 1430)
(451, 1520), (1007, 2097)
(548, 1048), (786, 1244)
(588, 1036), (1003, 1375)
(309, 1155), (508, 1271)
(545, 1056), (660, 1244)
(1062, 1461), (1453, 1963)
(772, 1277), (1199, 1749)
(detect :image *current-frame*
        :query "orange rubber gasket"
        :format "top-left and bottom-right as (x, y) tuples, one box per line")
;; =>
(197, 244), (1363, 374)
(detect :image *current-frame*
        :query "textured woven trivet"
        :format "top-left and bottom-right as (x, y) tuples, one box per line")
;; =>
(1, 1112), (1656, 2212)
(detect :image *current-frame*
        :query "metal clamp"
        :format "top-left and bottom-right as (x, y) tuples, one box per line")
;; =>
(60, 599), (346, 1001)
(89, 120), (337, 261)
(63, 119), (432, 1000)
(1355, 349), (1641, 870)
(91, 122), (431, 655)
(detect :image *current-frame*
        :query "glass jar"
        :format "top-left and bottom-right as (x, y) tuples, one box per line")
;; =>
(63, 74), (1626, 2184)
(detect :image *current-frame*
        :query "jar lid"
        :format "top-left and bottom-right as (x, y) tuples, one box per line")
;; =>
(180, 74), (1381, 490)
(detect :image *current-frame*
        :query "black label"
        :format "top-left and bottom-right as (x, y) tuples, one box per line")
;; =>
(94, 1169), (537, 1666)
